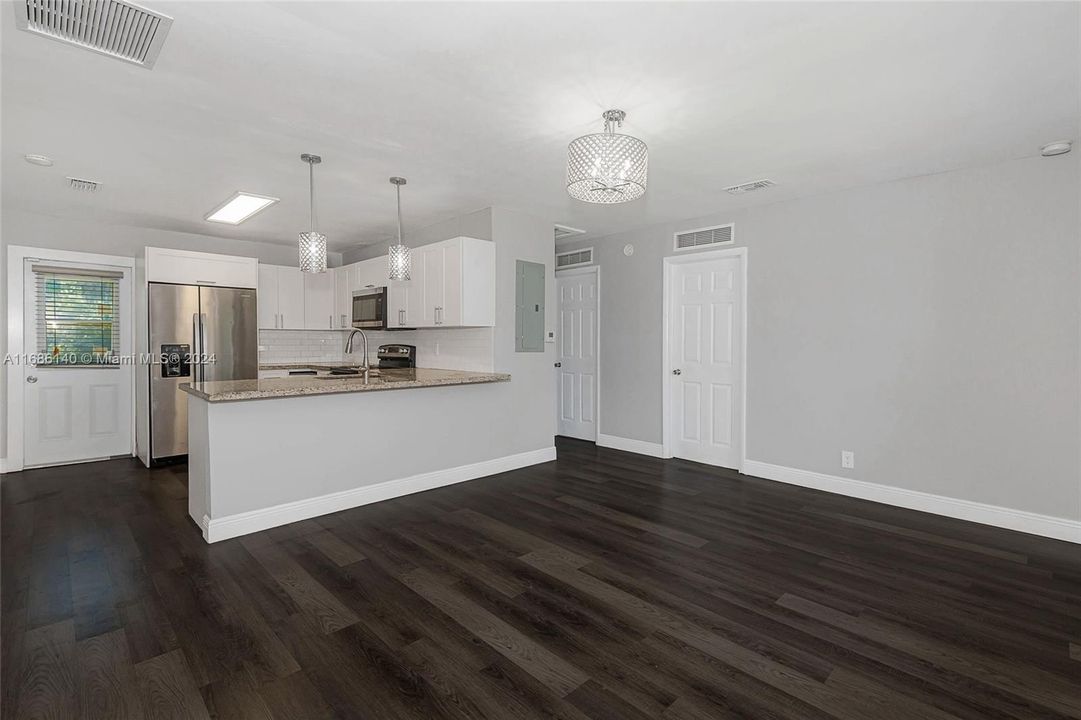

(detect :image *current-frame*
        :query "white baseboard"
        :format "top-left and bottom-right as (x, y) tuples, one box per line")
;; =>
(203, 446), (557, 543)
(741, 460), (1081, 545)
(596, 433), (666, 458)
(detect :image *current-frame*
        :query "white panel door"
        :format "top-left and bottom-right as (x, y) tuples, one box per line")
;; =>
(23, 260), (133, 467)
(669, 257), (741, 468)
(556, 269), (598, 441)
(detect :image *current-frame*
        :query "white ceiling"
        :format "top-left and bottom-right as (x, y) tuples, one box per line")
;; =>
(3, 2), (1078, 250)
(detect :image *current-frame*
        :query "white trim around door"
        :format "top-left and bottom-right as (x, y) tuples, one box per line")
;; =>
(661, 246), (748, 469)
(555, 264), (601, 441)
(5, 245), (137, 473)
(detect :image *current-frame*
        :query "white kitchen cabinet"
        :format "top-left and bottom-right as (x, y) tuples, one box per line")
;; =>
(258, 265), (305, 329)
(388, 277), (422, 328)
(356, 256), (386, 290)
(414, 236), (494, 327)
(421, 243), (446, 327)
(333, 265), (354, 330)
(303, 270), (335, 329)
(278, 268), (305, 329)
(146, 247), (258, 288)
(257, 265), (279, 330)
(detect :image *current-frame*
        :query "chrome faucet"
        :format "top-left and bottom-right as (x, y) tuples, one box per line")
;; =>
(344, 328), (370, 383)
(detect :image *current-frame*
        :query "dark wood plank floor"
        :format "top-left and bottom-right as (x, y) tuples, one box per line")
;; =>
(3, 437), (1080, 720)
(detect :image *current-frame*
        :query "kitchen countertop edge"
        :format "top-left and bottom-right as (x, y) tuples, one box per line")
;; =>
(180, 369), (511, 403)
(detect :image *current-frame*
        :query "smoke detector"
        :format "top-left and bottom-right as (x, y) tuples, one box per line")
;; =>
(724, 179), (777, 195)
(67, 177), (101, 192)
(14, 0), (173, 69)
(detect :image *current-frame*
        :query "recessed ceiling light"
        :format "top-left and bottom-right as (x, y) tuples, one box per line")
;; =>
(1041, 141), (1072, 157)
(205, 192), (279, 224)
(25, 154), (53, 167)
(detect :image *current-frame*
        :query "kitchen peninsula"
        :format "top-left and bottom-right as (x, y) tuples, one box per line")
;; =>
(179, 368), (543, 543)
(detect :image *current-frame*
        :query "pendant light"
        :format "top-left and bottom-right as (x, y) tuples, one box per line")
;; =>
(566, 109), (648, 204)
(387, 176), (410, 281)
(298, 153), (327, 273)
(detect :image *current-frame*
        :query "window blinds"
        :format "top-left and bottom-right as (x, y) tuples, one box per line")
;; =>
(32, 265), (122, 366)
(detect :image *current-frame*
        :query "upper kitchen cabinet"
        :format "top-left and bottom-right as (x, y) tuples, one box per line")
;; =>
(389, 237), (494, 328)
(332, 265), (354, 330)
(388, 275), (423, 328)
(145, 247), (258, 288)
(258, 265), (305, 329)
(303, 269), (335, 329)
(356, 256), (387, 290)
(427, 236), (494, 327)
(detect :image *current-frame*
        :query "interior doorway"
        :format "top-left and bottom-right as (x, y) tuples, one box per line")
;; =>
(662, 248), (746, 470)
(555, 266), (599, 441)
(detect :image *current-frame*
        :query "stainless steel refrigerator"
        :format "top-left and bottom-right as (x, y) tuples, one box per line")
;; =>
(148, 283), (257, 463)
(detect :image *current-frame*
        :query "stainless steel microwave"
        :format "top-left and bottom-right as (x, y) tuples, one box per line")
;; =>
(352, 287), (388, 329)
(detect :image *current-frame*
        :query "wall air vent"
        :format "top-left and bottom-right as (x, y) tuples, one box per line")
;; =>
(554, 224), (586, 242)
(15, 0), (174, 69)
(674, 223), (734, 251)
(556, 248), (593, 269)
(724, 179), (776, 195)
(67, 177), (101, 192)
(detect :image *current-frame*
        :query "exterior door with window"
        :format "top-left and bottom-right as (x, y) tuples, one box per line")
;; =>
(23, 260), (133, 467)
(556, 268), (598, 440)
(668, 255), (742, 469)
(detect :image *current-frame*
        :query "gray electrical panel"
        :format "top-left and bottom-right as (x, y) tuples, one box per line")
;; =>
(515, 260), (545, 352)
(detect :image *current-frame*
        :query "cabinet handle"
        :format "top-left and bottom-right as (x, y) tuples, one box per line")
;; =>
(329, 314), (333, 329)
(399, 308), (405, 326)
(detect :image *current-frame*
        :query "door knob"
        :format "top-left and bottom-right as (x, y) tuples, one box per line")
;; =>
(554, 362), (562, 368)
(672, 369), (682, 375)
(26, 376), (38, 383)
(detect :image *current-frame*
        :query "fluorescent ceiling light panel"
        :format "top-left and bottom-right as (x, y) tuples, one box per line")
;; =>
(205, 192), (279, 224)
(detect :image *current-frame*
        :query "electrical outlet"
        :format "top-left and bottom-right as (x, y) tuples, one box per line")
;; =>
(841, 451), (855, 469)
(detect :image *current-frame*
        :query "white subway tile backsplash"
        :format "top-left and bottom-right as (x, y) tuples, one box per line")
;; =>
(259, 327), (494, 371)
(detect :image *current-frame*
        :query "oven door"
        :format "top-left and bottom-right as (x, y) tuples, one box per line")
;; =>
(352, 287), (388, 329)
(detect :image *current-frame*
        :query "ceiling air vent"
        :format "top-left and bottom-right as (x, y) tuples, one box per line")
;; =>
(556, 248), (593, 269)
(15, 0), (174, 69)
(67, 177), (101, 192)
(554, 224), (586, 242)
(675, 224), (734, 251)
(724, 179), (776, 195)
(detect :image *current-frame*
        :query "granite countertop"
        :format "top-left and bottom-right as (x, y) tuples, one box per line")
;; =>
(180, 367), (510, 402)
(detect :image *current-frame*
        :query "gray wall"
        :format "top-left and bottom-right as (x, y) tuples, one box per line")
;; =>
(559, 154), (1081, 520)
(0, 209), (343, 462)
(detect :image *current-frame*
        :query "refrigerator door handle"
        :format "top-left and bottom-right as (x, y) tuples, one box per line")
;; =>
(192, 313), (201, 382)
(199, 313), (208, 382)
